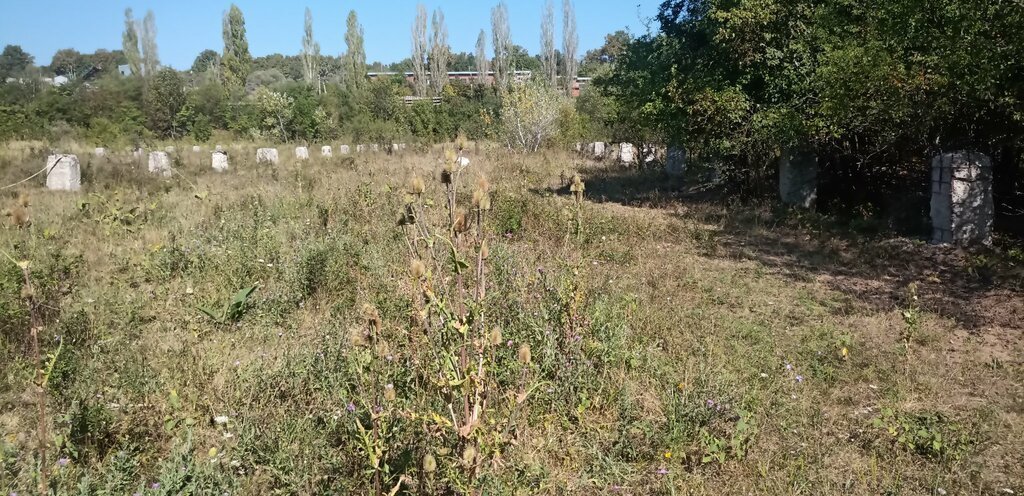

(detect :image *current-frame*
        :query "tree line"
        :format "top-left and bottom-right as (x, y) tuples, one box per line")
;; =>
(1, 1), (615, 151)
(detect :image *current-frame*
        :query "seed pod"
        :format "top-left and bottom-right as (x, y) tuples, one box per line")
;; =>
(410, 259), (426, 280)
(517, 344), (532, 365)
(422, 453), (437, 473)
(361, 304), (381, 333)
(452, 210), (469, 234)
(462, 445), (477, 466)
(383, 384), (396, 402)
(440, 168), (453, 185)
(480, 240), (489, 260)
(408, 176), (426, 195)
(489, 328), (503, 346)
(476, 176), (490, 193)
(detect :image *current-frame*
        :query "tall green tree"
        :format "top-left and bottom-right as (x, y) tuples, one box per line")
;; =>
(121, 8), (142, 76)
(221, 4), (253, 88)
(342, 10), (366, 93)
(0, 45), (34, 80)
(429, 8), (450, 95)
(144, 68), (186, 137)
(301, 7), (321, 93)
(140, 10), (159, 77)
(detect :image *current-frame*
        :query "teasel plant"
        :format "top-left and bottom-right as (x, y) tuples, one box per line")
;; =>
(569, 173), (585, 243)
(1, 194), (59, 495)
(398, 146), (515, 491)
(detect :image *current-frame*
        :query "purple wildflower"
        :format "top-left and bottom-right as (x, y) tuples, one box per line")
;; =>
(706, 399), (716, 408)
(795, 375), (804, 383)
(346, 402), (356, 413)
(151, 482), (160, 489)
(656, 468), (669, 475)
(57, 457), (70, 467)
(785, 363), (793, 371)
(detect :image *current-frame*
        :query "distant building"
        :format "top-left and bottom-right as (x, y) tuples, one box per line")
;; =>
(367, 70), (534, 86)
(118, 64), (132, 77)
(367, 70), (593, 97)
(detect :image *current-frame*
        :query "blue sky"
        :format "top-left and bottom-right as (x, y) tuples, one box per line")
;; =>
(0, 0), (662, 69)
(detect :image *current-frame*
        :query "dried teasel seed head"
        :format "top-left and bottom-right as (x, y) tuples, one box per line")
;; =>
(20, 285), (34, 300)
(478, 193), (491, 211)
(452, 210), (469, 234)
(440, 168), (453, 185)
(489, 328), (503, 346)
(517, 344), (532, 365)
(444, 148), (457, 163)
(383, 383), (396, 402)
(462, 445), (477, 466)
(408, 176), (426, 195)
(476, 176), (490, 193)
(8, 207), (29, 228)
(480, 240), (489, 260)
(348, 326), (368, 347)
(361, 303), (381, 332)
(422, 453), (437, 473)
(17, 192), (30, 208)
(410, 259), (426, 280)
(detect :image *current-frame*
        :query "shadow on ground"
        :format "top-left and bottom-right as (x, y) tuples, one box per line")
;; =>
(545, 163), (1024, 335)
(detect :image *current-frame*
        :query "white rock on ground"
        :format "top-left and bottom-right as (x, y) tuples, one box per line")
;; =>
(192, 145), (201, 153)
(256, 148), (279, 165)
(339, 145), (351, 155)
(148, 151), (172, 177)
(45, 154), (81, 191)
(93, 147), (106, 157)
(295, 146), (309, 160)
(165, 146), (176, 153)
(321, 146), (333, 157)
(212, 151), (229, 172)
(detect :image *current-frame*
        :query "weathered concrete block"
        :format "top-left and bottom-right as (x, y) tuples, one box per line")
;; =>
(619, 143), (636, 164)
(164, 146), (176, 153)
(295, 146), (309, 160)
(588, 142), (606, 159)
(779, 149), (818, 209)
(930, 151), (993, 246)
(256, 148), (279, 165)
(339, 145), (351, 155)
(371, 144), (380, 152)
(148, 151), (172, 177)
(666, 147), (687, 176)
(321, 146), (333, 157)
(93, 147), (106, 157)
(45, 154), (81, 191)
(132, 148), (144, 160)
(192, 145), (201, 153)
(356, 144), (367, 153)
(215, 145), (224, 152)
(212, 151), (229, 172)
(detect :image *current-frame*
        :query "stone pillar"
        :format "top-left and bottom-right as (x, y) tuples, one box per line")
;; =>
(619, 143), (636, 164)
(212, 151), (229, 172)
(666, 147), (687, 176)
(148, 152), (172, 177)
(321, 146), (333, 157)
(295, 146), (309, 160)
(45, 154), (81, 191)
(356, 144), (366, 153)
(339, 145), (351, 155)
(215, 145), (224, 152)
(164, 145), (176, 154)
(589, 142), (606, 159)
(192, 145), (202, 153)
(256, 148), (279, 165)
(371, 144), (380, 152)
(779, 149), (818, 209)
(930, 152), (994, 245)
(93, 147), (106, 157)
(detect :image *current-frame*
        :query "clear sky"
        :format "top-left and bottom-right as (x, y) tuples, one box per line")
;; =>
(0, 0), (662, 69)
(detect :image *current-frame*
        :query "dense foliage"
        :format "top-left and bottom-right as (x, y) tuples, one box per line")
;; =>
(599, 0), (1024, 194)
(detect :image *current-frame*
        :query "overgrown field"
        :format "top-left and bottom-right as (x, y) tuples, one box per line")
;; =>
(1, 144), (1021, 494)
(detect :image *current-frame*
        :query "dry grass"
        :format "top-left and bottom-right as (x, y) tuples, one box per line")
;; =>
(0, 142), (1021, 494)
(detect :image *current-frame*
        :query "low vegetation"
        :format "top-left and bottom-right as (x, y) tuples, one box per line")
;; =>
(1, 145), (1020, 494)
